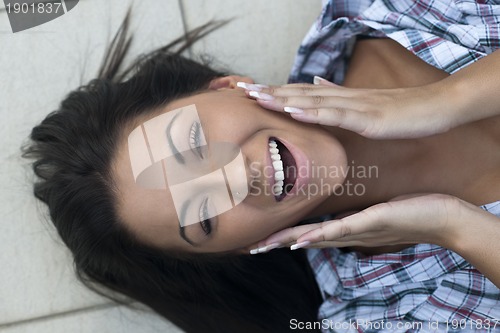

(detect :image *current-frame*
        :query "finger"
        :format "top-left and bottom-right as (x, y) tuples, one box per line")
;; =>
(257, 85), (365, 98)
(304, 240), (368, 249)
(289, 107), (377, 136)
(295, 210), (381, 244)
(238, 82), (312, 93)
(238, 79), (367, 98)
(265, 86), (344, 97)
(264, 223), (321, 245)
(292, 236), (394, 249)
(248, 224), (321, 254)
(255, 95), (366, 113)
(244, 90), (256, 99)
(279, 83), (319, 88)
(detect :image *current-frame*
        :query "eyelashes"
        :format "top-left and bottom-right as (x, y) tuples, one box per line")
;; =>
(189, 121), (204, 159)
(189, 121), (212, 236)
(199, 197), (212, 235)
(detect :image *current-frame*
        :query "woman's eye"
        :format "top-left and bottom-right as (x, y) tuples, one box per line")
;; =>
(200, 219), (212, 235)
(199, 197), (212, 235)
(189, 121), (204, 159)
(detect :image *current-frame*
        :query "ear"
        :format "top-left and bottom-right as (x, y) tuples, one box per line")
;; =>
(208, 75), (254, 90)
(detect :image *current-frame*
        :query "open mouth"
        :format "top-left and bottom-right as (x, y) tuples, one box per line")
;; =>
(268, 137), (297, 201)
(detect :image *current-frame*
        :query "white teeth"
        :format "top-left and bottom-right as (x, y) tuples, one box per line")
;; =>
(268, 139), (285, 196)
(272, 160), (283, 171)
(273, 184), (283, 196)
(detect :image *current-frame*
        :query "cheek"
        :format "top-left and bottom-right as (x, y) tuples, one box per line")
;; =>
(218, 205), (297, 246)
(208, 114), (261, 145)
(202, 100), (286, 144)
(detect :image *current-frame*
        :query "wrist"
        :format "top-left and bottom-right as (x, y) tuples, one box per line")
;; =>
(428, 196), (469, 250)
(439, 198), (489, 254)
(435, 76), (472, 129)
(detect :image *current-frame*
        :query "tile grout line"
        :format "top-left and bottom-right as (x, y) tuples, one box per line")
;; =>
(0, 302), (125, 328)
(177, 0), (193, 58)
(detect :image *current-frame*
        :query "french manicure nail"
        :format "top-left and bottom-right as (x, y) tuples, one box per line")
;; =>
(250, 242), (281, 255)
(236, 82), (268, 91)
(284, 107), (304, 114)
(313, 75), (327, 85)
(260, 242), (281, 253)
(290, 241), (311, 250)
(249, 91), (274, 101)
(250, 248), (260, 255)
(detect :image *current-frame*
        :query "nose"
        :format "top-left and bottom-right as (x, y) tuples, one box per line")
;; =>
(221, 149), (249, 205)
(168, 147), (249, 226)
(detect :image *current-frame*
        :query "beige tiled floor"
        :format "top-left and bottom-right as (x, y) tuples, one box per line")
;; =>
(0, 0), (321, 331)
(181, 0), (321, 85)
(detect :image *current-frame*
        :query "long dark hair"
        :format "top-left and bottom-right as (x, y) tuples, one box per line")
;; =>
(22, 11), (323, 333)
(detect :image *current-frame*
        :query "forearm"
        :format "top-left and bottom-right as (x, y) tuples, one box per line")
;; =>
(443, 200), (500, 289)
(444, 49), (500, 126)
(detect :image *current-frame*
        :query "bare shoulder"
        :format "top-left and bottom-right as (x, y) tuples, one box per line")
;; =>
(343, 38), (449, 89)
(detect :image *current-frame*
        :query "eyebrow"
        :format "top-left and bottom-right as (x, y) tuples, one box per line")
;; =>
(178, 198), (199, 246)
(165, 111), (185, 164)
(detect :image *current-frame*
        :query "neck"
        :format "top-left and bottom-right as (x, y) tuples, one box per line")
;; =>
(309, 119), (499, 217)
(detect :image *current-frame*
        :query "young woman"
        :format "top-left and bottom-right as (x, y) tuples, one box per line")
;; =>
(22, 1), (500, 332)
(246, 1), (500, 330)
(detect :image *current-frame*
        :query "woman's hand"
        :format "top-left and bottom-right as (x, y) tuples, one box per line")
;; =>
(238, 78), (461, 139)
(249, 194), (463, 253)
(240, 49), (500, 140)
(249, 193), (500, 289)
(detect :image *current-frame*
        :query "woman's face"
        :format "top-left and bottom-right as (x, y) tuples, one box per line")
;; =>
(113, 87), (347, 253)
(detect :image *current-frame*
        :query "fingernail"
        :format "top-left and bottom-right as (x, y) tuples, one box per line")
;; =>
(250, 248), (260, 255)
(261, 242), (281, 253)
(250, 242), (281, 255)
(290, 241), (311, 250)
(313, 76), (327, 85)
(284, 107), (304, 114)
(236, 82), (268, 91)
(249, 91), (274, 101)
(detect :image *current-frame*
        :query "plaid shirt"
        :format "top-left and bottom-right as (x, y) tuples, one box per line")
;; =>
(289, 0), (500, 85)
(305, 202), (500, 333)
(289, 0), (500, 332)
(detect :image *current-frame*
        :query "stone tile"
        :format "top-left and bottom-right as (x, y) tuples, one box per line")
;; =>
(0, 0), (184, 324)
(180, 0), (322, 84)
(0, 304), (183, 333)
(0, 0), (323, 329)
